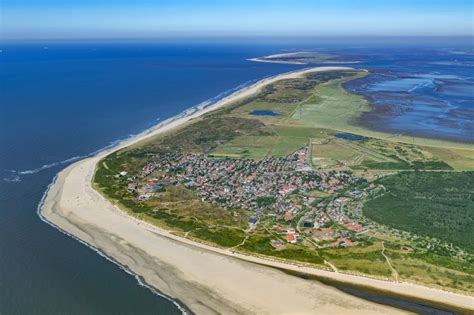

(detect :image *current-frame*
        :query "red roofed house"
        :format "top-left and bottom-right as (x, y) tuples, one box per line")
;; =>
(286, 228), (297, 244)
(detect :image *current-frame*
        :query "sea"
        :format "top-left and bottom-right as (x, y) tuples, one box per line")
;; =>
(0, 38), (472, 314)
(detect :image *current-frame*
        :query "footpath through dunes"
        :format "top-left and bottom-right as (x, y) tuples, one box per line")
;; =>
(42, 156), (408, 315)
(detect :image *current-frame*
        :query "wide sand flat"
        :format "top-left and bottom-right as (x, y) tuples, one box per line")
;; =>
(43, 156), (408, 314)
(41, 67), (473, 314)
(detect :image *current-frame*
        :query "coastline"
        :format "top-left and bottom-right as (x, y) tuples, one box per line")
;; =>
(247, 57), (307, 65)
(248, 57), (361, 65)
(40, 67), (474, 314)
(36, 175), (193, 315)
(247, 52), (361, 65)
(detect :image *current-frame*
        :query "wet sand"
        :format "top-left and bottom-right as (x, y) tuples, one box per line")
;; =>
(40, 67), (473, 314)
(41, 156), (408, 314)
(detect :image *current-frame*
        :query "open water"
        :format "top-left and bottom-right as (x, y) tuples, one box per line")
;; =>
(1, 38), (471, 314)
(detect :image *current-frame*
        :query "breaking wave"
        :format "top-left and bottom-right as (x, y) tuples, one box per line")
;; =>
(5, 78), (261, 183)
(28, 75), (280, 313)
(195, 78), (260, 109)
(2, 173), (21, 182)
(3, 135), (135, 182)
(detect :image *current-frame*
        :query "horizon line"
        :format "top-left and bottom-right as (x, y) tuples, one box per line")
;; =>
(1, 35), (473, 43)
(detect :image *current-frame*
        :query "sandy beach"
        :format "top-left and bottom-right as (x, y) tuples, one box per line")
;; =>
(40, 67), (473, 314)
(248, 52), (312, 64)
(247, 52), (360, 65)
(247, 58), (307, 65)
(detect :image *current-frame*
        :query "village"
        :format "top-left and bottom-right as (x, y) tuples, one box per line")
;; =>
(121, 147), (374, 249)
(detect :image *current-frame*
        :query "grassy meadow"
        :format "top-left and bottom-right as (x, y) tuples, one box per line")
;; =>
(93, 68), (474, 293)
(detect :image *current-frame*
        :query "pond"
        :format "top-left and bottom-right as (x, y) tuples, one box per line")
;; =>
(335, 133), (367, 141)
(249, 110), (280, 116)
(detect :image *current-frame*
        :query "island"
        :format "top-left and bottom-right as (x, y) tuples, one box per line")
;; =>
(248, 51), (359, 64)
(40, 67), (474, 314)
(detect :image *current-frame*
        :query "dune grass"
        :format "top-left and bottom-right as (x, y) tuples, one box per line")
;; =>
(93, 69), (473, 293)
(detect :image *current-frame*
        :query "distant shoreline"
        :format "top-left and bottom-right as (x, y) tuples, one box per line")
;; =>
(39, 67), (474, 314)
(247, 57), (307, 64)
(248, 51), (361, 65)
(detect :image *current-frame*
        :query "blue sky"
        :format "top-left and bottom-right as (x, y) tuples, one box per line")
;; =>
(2, 0), (473, 39)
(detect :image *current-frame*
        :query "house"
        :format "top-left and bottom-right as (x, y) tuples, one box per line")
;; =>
(329, 237), (353, 248)
(279, 185), (297, 195)
(283, 211), (293, 222)
(286, 228), (297, 244)
(127, 182), (138, 193)
(138, 194), (151, 202)
(313, 228), (334, 241)
(343, 222), (364, 233)
(184, 180), (195, 188)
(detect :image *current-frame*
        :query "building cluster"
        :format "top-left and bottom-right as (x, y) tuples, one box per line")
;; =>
(122, 147), (371, 249)
(291, 190), (368, 247)
(128, 148), (358, 215)
(326, 197), (365, 233)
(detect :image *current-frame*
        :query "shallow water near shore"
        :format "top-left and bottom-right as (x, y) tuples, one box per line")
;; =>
(342, 50), (474, 143)
(1, 39), (472, 314)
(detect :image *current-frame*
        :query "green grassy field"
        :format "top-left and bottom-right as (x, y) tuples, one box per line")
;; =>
(287, 72), (474, 152)
(321, 246), (393, 278)
(240, 230), (327, 267)
(291, 72), (370, 129)
(93, 69), (474, 293)
(210, 70), (473, 169)
(422, 146), (474, 171)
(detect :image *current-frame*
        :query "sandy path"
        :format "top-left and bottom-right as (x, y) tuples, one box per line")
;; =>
(40, 67), (473, 314)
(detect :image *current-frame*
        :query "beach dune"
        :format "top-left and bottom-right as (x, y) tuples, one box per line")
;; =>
(42, 157), (406, 314)
(40, 67), (473, 314)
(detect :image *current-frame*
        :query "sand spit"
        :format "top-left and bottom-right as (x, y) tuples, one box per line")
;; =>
(41, 157), (406, 314)
(40, 67), (473, 314)
(247, 52), (361, 65)
(247, 57), (307, 65)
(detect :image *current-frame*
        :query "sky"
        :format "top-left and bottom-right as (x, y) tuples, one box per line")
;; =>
(1, 0), (473, 40)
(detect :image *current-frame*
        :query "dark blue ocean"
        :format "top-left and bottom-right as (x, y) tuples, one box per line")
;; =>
(0, 39), (472, 314)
